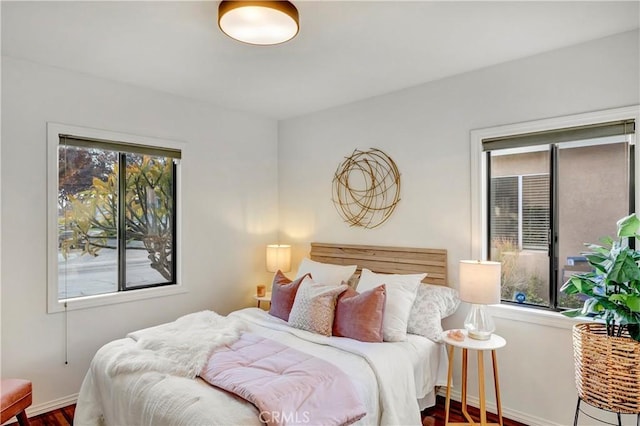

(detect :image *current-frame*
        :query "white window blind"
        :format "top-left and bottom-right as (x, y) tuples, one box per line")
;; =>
(522, 174), (550, 250)
(491, 176), (518, 245)
(491, 174), (549, 250)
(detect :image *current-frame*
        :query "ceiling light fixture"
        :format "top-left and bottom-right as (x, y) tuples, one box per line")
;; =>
(218, 1), (299, 46)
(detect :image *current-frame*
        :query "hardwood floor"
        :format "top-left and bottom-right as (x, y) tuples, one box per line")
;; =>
(7, 404), (75, 426)
(11, 396), (527, 426)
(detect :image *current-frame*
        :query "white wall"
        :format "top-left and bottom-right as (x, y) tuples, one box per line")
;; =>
(278, 30), (640, 425)
(0, 56), (279, 411)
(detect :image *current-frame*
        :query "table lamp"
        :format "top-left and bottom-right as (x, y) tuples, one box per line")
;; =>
(266, 244), (291, 273)
(258, 244), (292, 297)
(459, 260), (501, 340)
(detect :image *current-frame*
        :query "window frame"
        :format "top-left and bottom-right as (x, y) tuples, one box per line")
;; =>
(47, 122), (186, 313)
(471, 106), (640, 318)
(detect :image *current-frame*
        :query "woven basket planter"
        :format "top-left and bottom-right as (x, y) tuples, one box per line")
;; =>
(573, 323), (640, 414)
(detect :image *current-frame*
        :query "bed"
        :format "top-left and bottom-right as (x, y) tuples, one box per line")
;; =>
(74, 243), (457, 426)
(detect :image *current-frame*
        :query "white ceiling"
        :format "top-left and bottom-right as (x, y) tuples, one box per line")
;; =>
(2, 1), (639, 120)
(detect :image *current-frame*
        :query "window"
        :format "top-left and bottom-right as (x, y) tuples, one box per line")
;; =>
(472, 108), (638, 311)
(48, 123), (184, 312)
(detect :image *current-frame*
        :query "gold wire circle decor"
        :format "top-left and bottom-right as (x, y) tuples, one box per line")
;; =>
(332, 148), (401, 229)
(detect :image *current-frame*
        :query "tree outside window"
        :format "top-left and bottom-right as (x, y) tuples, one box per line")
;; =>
(58, 141), (177, 300)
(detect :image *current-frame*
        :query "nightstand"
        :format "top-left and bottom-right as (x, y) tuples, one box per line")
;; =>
(442, 329), (506, 426)
(253, 292), (272, 308)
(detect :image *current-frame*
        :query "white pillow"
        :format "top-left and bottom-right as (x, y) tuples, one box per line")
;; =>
(356, 268), (425, 342)
(296, 258), (357, 285)
(407, 284), (460, 342)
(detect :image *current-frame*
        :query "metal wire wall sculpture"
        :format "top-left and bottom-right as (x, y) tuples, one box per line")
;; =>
(332, 148), (401, 229)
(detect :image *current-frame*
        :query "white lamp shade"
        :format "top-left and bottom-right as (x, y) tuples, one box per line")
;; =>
(459, 260), (501, 305)
(266, 244), (291, 273)
(218, 1), (299, 45)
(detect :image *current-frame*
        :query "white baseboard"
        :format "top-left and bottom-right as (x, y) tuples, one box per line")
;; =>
(438, 388), (565, 426)
(28, 393), (78, 417)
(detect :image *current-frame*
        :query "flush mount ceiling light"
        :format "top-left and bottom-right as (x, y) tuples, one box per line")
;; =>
(218, 1), (299, 45)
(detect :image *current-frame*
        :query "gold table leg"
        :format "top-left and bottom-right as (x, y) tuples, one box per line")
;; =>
(461, 349), (474, 424)
(445, 345), (455, 426)
(478, 350), (487, 425)
(492, 350), (503, 426)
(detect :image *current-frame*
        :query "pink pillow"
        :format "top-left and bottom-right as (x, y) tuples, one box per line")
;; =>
(333, 284), (386, 342)
(269, 271), (310, 321)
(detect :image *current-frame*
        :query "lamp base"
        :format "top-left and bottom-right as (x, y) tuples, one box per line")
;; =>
(464, 303), (495, 341)
(467, 329), (492, 340)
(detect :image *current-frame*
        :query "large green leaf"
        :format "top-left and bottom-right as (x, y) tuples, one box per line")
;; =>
(585, 253), (609, 273)
(559, 279), (578, 295)
(625, 295), (640, 313)
(585, 253), (609, 266)
(617, 213), (640, 238)
(560, 275), (597, 295)
(599, 236), (615, 246)
(561, 308), (583, 318)
(586, 244), (611, 256)
(609, 294), (628, 303)
(608, 249), (640, 283)
(582, 298), (604, 315)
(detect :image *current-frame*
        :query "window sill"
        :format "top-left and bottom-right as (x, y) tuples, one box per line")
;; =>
(487, 303), (593, 330)
(47, 284), (187, 313)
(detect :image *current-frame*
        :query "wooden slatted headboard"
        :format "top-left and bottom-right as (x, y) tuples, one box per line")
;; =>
(310, 242), (448, 286)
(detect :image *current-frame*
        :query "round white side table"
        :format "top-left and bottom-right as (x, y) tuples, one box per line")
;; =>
(441, 329), (506, 426)
(253, 292), (272, 308)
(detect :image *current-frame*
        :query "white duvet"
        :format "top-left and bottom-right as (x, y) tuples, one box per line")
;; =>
(74, 308), (447, 426)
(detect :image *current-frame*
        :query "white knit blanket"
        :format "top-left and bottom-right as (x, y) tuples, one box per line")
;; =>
(107, 310), (246, 378)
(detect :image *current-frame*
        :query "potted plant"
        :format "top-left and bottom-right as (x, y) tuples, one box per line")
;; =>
(561, 213), (640, 340)
(560, 213), (640, 417)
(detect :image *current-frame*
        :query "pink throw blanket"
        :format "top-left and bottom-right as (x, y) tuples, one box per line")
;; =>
(200, 333), (367, 426)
